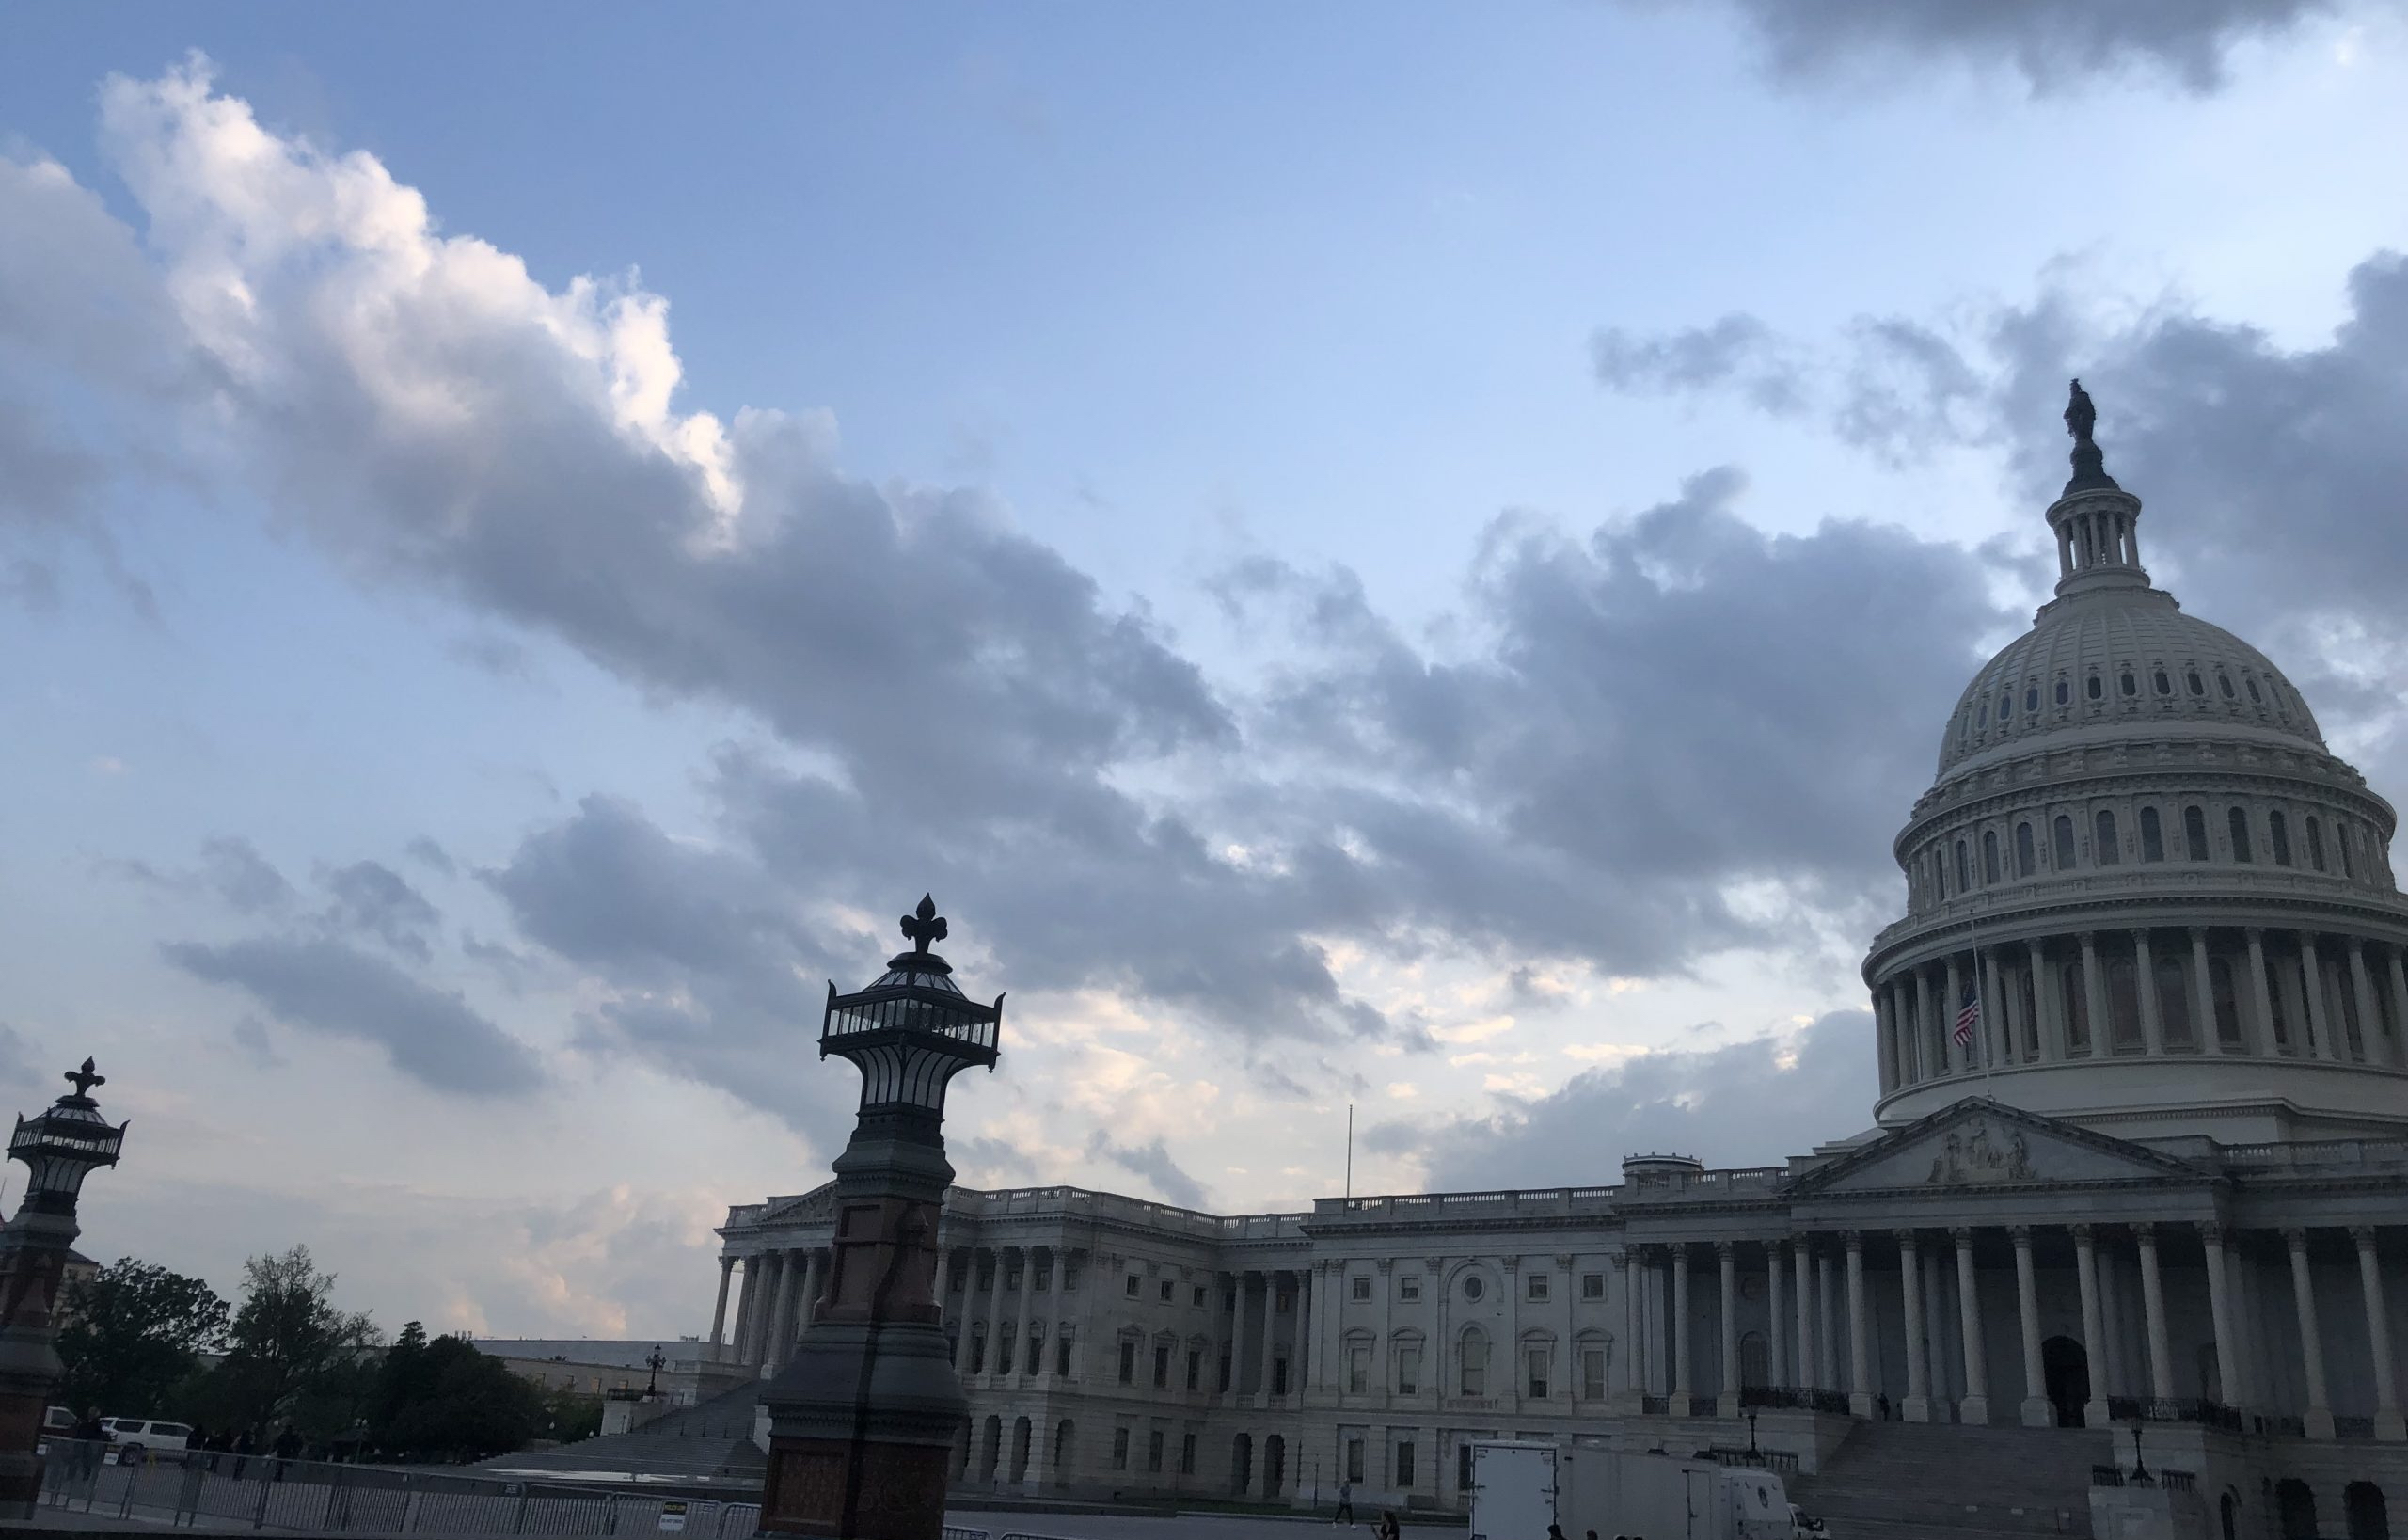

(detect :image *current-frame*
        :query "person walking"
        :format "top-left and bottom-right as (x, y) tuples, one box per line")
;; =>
(1333, 1477), (1354, 1526)
(1373, 1513), (1400, 1540)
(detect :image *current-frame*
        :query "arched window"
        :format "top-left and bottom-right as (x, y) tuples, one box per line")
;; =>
(2156, 949), (2194, 1048)
(2053, 816), (2077, 869)
(2344, 1480), (2386, 1540)
(2095, 809), (2120, 866)
(2338, 820), (2357, 880)
(1737, 1330), (1766, 1391)
(2217, 671), (2236, 700)
(2153, 669), (2173, 696)
(2269, 810), (2292, 866)
(2185, 805), (2210, 862)
(2140, 806), (2164, 863)
(1983, 830), (2002, 884)
(2088, 673), (2105, 701)
(2306, 817), (2327, 872)
(2016, 822), (2036, 878)
(2119, 670), (2137, 698)
(2228, 807), (2254, 864)
(2187, 670), (2207, 696)
(2246, 675), (2264, 704)
(2107, 957), (2142, 1052)
(2056, 679), (2071, 706)
(2061, 958), (2091, 1055)
(1458, 1327), (1488, 1397)
(2025, 686), (2039, 713)
(1999, 692), (2013, 722)
(1956, 840), (1971, 891)
(1977, 700), (1989, 727)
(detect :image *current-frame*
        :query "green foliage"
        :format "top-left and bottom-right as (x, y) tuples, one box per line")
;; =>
(55, 1259), (231, 1420)
(370, 1326), (547, 1460)
(209, 1245), (379, 1437)
(539, 1385), (604, 1444)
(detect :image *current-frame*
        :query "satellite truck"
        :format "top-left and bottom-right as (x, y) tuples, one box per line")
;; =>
(1467, 1438), (1829, 1540)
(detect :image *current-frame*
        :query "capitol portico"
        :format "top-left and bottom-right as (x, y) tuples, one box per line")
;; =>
(713, 389), (2408, 1538)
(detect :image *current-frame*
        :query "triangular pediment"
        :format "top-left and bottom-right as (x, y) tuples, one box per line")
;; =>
(1789, 1099), (2210, 1198)
(760, 1182), (838, 1225)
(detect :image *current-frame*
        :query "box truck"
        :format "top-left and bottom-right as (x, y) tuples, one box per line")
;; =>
(1468, 1439), (1824, 1540)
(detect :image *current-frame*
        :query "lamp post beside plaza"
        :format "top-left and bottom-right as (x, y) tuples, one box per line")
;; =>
(0, 1060), (126, 1516)
(758, 897), (1001, 1539)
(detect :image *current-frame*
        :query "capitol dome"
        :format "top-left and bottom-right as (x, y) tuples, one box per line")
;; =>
(1863, 382), (2408, 1142)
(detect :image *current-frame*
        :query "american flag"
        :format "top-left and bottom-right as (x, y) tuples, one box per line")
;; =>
(1953, 987), (1982, 1048)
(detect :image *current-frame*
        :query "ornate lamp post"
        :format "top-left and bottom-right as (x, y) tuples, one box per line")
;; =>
(646, 1345), (666, 1398)
(758, 897), (1001, 1539)
(0, 1060), (126, 1516)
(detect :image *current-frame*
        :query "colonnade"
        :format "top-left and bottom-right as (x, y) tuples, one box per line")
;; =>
(1876, 928), (2408, 1093)
(709, 1245), (832, 1373)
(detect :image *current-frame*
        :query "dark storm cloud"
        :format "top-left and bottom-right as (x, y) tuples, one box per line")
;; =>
(162, 936), (542, 1095)
(1696, 0), (2345, 93)
(320, 860), (440, 961)
(1369, 1009), (1871, 1190)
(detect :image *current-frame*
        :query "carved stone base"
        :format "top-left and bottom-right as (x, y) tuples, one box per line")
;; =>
(1902, 1394), (1931, 1423)
(2305, 1407), (2336, 1440)
(2083, 1398), (2110, 1430)
(1958, 1394), (1989, 1425)
(758, 1321), (965, 1540)
(762, 1437), (953, 1539)
(2020, 1395), (2054, 1428)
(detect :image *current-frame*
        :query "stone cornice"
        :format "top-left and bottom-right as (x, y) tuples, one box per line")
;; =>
(1867, 883), (2408, 976)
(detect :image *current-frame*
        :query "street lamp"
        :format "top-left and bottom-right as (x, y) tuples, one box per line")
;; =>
(0, 1060), (127, 1516)
(758, 896), (1002, 1539)
(645, 1345), (665, 1398)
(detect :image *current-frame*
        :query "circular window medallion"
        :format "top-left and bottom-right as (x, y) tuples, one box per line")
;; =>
(1741, 1275), (1765, 1302)
(1463, 1276), (1485, 1302)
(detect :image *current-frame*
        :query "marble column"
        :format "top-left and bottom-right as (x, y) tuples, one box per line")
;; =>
(2013, 1227), (2049, 1426)
(747, 1252), (783, 1369)
(2201, 1225), (2243, 1410)
(708, 1256), (736, 1358)
(1945, 956), (1967, 1073)
(2245, 929), (2277, 1056)
(1014, 1247), (1041, 1381)
(1257, 1271), (1280, 1401)
(1898, 1232), (1929, 1422)
(1615, 1250), (1641, 1405)
(2351, 942), (2382, 1062)
(1717, 1243), (1740, 1413)
(2082, 933), (2110, 1056)
(730, 1256), (759, 1366)
(1817, 1246), (1838, 1395)
(1981, 948), (2008, 1067)
(1846, 1233), (1871, 1418)
(767, 1247), (802, 1373)
(2301, 934), (2339, 1061)
(1913, 970), (1935, 1083)
(2285, 1229), (2335, 1439)
(1794, 1238), (1817, 1390)
(2137, 1225), (2174, 1402)
(1876, 991), (1899, 1095)
(1671, 1246), (1692, 1405)
(2352, 1228), (2405, 1440)
(1307, 1261), (1330, 1390)
(2192, 929), (2224, 1055)
(2074, 1226), (2110, 1427)
(2030, 940), (2063, 1062)
(2134, 929), (2166, 1056)
(1954, 1229), (1988, 1424)
(953, 1250), (978, 1374)
(2386, 946), (2408, 1069)
(1766, 1242), (1788, 1391)
(982, 1248), (1011, 1377)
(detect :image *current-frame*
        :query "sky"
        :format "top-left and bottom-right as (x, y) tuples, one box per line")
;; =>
(4, 0), (2408, 1342)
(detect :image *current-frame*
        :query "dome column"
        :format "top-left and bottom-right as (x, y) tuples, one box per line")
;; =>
(2386, 945), (2408, 1068)
(2190, 930), (2224, 1056)
(2244, 930), (2277, 1057)
(1944, 957), (1967, 1074)
(2080, 934), (2110, 1058)
(2349, 941), (2384, 1064)
(2300, 933), (2340, 1061)
(2030, 941), (2065, 1061)
(2132, 930), (2167, 1056)
(1912, 970), (1935, 1083)
(1981, 948), (2009, 1066)
(1875, 990), (1899, 1095)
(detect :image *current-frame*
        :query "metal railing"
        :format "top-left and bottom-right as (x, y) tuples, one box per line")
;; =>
(38, 1442), (763, 1536)
(2108, 1395), (2244, 1432)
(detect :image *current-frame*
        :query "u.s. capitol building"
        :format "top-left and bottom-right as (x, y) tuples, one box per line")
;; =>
(712, 392), (2408, 1537)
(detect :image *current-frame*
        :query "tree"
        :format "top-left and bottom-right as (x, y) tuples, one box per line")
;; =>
(55, 1259), (230, 1419)
(214, 1246), (377, 1437)
(372, 1331), (547, 1461)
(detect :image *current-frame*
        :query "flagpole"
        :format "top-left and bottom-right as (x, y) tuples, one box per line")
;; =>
(1344, 1103), (1354, 1199)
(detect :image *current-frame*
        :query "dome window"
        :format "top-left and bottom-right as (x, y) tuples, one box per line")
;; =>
(2094, 810), (2121, 866)
(2245, 675), (2263, 705)
(2024, 686), (2039, 713)
(1977, 701), (1989, 728)
(2183, 805), (2210, 862)
(2337, 820), (2357, 880)
(2055, 680), (2070, 706)
(2270, 810), (2293, 866)
(2217, 672), (2236, 701)
(2052, 816), (2076, 870)
(2306, 818), (2326, 872)
(2227, 807), (2254, 864)
(1983, 830), (2002, 884)
(2186, 670), (2206, 696)
(2152, 670), (2173, 696)
(2015, 821), (2036, 879)
(2140, 806), (2164, 863)
(1956, 840), (1971, 891)
(1999, 693), (2013, 722)
(2118, 671), (2136, 698)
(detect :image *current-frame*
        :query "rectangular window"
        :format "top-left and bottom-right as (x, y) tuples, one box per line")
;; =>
(1399, 1276), (1420, 1302)
(1125, 1274), (1141, 1298)
(1345, 1438), (1365, 1484)
(1218, 1353), (1232, 1392)
(1397, 1345), (1420, 1395)
(1147, 1430), (1164, 1473)
(1581, 1273), (1605, 1301)
(1526, 1273), (1549, 1302)
(1194, 1285), (1208, 1308)
(1159, 1279), (1174, 1303)
(1273, 1357), (1290, 1395)
(995, 1328), (1014, 1376)
(1153, 1342), (1171, 1389)
(1461, 1338), (1486, 1396)
(1180, 1433), (1197, 1475)
(1112, 1428), (1129, 1471)
(1395, 1440), (1416, 1489)
(1347, 1345), (1369, 1394)
(1224, 1290), (1238, 1313)
(1056, 1331), (1074, 1377)
(1351, 1275), (1370, 1302)
(1276, 1291), (1291, 1313)
(1118, 1340), (1136, 1385)
(1457, 1443), (1474, 1492)
(1526, 1345), (1549, 1399)
(1581, 1346), (1607, 1400)
(1186, 1348), (1201, 1390)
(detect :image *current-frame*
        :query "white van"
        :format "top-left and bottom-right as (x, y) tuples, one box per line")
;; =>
(101, 1419), (192, 1459)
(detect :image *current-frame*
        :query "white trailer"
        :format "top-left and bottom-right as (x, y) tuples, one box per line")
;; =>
(1470, 1439), (1816, 1540)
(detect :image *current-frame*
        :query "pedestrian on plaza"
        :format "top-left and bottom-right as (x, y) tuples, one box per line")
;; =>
(1877, 1391), (1892, 1421)
(1334, 1477), (1354, 1526)
(1374, 1512), (1400, 1540)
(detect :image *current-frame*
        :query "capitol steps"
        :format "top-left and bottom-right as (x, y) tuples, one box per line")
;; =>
(1787, 1420), (2111, 1538)
(474, 1380), (769, 1482)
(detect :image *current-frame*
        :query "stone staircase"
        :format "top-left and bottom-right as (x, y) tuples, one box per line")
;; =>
(475, 1380), (768, 1484)
(1787, 1421), (2112, 1540)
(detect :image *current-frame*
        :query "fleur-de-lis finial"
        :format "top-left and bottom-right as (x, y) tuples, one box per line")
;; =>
(899, 894), (948, 957)
(64, 1058), (104, 1099)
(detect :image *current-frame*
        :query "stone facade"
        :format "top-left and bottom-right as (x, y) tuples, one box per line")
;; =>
(713, 400), (2408, 1533)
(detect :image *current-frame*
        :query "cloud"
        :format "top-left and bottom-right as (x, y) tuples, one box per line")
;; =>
(404, 836), (457, 878)
(105, 835), (296, 914)
(1592, 314), (1807, 415)
(163, 936), (542, 1095)
(320, 859), (441, 961)
(1369, 1009), (1871, 1189)
(1085, 1130), (1211, 1211)
(1689, 0), (2346, 93)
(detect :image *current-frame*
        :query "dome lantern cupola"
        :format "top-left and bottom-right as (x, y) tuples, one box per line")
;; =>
(2045, 379), (2149, 598)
